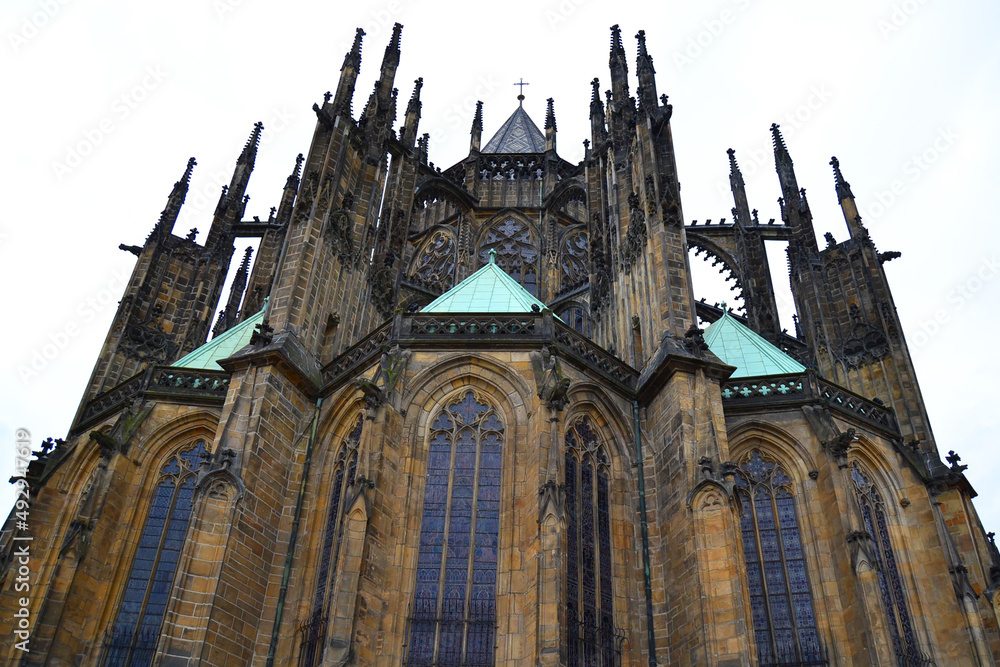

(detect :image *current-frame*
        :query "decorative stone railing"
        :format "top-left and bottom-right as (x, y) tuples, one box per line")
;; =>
(721, 372), (899, 435)
(74, 365), (231, 433)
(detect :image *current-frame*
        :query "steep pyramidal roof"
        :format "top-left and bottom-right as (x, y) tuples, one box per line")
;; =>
(173, 300), (267, 370)
(704, 309), (806, 378)
(482, 105), (546, 153)
(422, 251), (554, 314)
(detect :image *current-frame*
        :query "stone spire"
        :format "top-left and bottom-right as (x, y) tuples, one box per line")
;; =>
(154, 157), (196, 238)
(401, 77), (423, 148)
(333, 27), (364, 114)
(545, 97), (557, 152)
(830, 156), (865, 239)
(470, 100), (483, 152)
(635, 30), (658, 113)
(213, 246), (253, 337)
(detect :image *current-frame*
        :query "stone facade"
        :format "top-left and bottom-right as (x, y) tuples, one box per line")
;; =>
(2, 22), (998, 667)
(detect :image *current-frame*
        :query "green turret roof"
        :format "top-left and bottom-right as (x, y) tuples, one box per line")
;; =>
(172, 299), (267, 370)
(422, 252), (555, 315)
(704, 309), (806, 378)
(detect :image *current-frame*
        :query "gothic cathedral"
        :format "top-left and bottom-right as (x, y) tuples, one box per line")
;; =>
(3, 23), (998, 667)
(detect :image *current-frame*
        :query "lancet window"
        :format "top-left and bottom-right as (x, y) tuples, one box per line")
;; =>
(102, 441), (207, 667)
(407, 391), (503, 666)
(565, 417), (622, 666)
(410, 230), (457, 293)
(298, 417), (363, 666)
(478, 218), (538, 296)
(559, 305), (590, 336)
(734, 450), (823, 666)
(850, 463), (924, 665)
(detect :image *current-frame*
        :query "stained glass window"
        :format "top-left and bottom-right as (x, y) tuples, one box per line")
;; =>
(102, 441), (207, 667)
(735, 451), (822, 666)
(478, 218), (538, 296)
(298, 417), (363, 666)
(410, 230), (457, 293)
(851, 463), (922, 665)
(565, 418), (621, 666)
(407, 391), (502, 666)
(558, 306), (589, 336)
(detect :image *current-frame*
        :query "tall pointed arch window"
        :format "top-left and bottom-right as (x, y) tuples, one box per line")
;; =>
(102, 441), (207, 667)
(850, 463), (924, 665)
(734, 450), (823, 666)
(565, 417), (622, 666)
(298, 417), (363, 666)
(407, 391), (503, 666)
(478, 218), (538, 296)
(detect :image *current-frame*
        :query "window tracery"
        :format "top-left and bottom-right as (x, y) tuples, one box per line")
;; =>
(850, 463), (924, 665)
(734, 450), (823, 666)
(565, 417), (622, 666)
(407, 391), (503, 666)
(478, 218), (538, 296)
(559, 230), (589, 294)
(102, 441), (207, 667)
(410, 230), (456, 293)
(298, 417), (363, 666)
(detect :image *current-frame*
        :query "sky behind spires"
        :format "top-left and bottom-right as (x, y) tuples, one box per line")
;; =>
(2, 1), (999, 532)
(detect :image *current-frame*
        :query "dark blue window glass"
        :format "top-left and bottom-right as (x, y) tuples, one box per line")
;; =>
(299, 417), (363, 667)
(735, 451), (822, 666)
(103, 441), (206, 667)
(851, 463), (921, 664)
(407, 391), (502, 666)
(565, 417), (619, 666)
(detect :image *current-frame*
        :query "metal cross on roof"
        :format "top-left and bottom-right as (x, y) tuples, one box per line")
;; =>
(514, 78), (529, 105)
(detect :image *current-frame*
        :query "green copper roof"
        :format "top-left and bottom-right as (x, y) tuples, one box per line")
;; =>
(422, 252), (554, 315)
(704, 309), (806, 378)
(172, 299), (267, 370)
(482, 105), (545, 153)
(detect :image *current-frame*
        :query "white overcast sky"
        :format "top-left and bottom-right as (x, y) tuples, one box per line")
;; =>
(2, 1), (999, 534)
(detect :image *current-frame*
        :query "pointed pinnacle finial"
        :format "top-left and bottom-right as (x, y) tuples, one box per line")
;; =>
(489, 248), (497, 264)
(347, 27), (364, 66)
(727, 148), (740, 175)
(239, 122), (264, 165)
(182, 157), (197, 184)
(636, 29), (654, 70)
(610, 24), (624, 54)
(545, 98), (557, 131)
(770, 123), (789, 158)
(830, 156), (854, 199)
(240, 245), (254, 270)
(472, 100), (483, 133)
(591, 78), (601, 104)
(406, 77), (423, 116)
(285, 153), (303, 189)
(388, 23), (402, 53)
